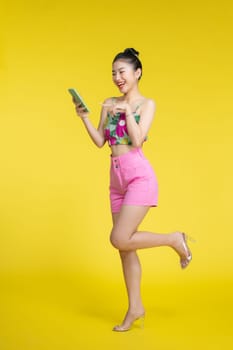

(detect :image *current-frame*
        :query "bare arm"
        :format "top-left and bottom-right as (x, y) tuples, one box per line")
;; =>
(112, 98), (156, 148)
(73, 98), (109, 148)
(126, 99), (156, 147)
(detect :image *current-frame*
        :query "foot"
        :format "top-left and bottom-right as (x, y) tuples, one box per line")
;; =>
(113, 307), (145, 332)
(172, 232), (192, 269)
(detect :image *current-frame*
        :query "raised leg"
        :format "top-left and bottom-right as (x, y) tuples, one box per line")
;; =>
(110, 205), (193, 331)
(110, 205), (191, 264)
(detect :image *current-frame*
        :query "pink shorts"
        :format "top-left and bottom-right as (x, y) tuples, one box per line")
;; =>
(109, 147), (159, 213)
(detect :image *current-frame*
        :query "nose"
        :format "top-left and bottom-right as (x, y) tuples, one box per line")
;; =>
(114, 72), (121, 82)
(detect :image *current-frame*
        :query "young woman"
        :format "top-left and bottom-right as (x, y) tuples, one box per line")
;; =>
(72, 48), (193, 332)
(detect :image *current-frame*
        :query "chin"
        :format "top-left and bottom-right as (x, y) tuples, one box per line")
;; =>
(119, 86), (128, 94)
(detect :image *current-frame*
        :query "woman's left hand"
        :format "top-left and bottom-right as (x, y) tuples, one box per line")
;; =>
(113, 101), (131, 115)
(102, 100), (131, 116)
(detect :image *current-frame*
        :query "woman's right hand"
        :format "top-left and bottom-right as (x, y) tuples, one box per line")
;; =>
(72, 97), (89, 120)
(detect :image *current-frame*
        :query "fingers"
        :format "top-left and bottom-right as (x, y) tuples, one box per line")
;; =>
(101, 103), (126, 117)
(101, 103), (124, 109)
(73, 102), (88, 119)
(73, 100), (85, 112)
(115, 107), (125, 111)
(76, 107), (88, 117)
(75, 104), (85, 112)
(72, 98), (83, 109)
(71, 97), (88, 119)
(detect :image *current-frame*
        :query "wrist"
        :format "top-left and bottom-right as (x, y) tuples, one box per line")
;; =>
(81, 116), (88, 121)
(126, 112), (134, 118)
(125, 105), (133, 118)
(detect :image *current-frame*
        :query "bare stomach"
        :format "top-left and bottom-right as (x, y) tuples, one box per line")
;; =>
(110, 144), (142, 157)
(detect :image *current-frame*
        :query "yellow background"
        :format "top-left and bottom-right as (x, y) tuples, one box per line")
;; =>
(0, 0), (233, 349)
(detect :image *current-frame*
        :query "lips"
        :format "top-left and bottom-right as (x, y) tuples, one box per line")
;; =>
(117, 82), (126, 89)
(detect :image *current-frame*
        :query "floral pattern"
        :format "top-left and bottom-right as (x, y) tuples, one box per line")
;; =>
(104, 112), (147, 146)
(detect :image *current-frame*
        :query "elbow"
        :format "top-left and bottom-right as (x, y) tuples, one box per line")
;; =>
(131, 132), (145, 148)
(96, 139), (106, 148)
(132, 137), (144, 148)
(132, 141), (142, 148)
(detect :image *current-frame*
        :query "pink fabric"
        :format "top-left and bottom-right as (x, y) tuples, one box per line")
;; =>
(109, 147), (158, 213)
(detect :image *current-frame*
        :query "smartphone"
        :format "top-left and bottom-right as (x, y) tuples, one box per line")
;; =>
(68, 88), (90, 113)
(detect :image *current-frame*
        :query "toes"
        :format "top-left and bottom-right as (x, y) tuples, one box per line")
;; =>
(113, 325), (129, 332)
(180, 256), (191, 269)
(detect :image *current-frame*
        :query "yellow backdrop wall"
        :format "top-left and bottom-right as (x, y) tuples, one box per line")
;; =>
(0, 1), (232, 349)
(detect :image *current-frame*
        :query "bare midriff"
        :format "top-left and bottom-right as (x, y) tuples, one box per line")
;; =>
(110, 144), (140, 157)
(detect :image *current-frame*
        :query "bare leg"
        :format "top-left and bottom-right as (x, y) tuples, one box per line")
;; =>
(110, 206), (192, 331)
(112, 213), (145, 331)
(110, 205), (191, 260)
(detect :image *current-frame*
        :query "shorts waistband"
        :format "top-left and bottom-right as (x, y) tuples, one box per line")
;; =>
(110, 147), (145, 165)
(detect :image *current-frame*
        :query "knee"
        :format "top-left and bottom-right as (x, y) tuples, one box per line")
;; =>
(110, 230), (128, 251)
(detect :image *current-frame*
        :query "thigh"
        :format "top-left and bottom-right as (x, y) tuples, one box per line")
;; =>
(112, 212), (120, 226)
(111, 205), (150, 242)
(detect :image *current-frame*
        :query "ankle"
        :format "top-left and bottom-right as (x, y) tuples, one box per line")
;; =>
(128, 305), (145, 316)
(168, 232), (179, 249)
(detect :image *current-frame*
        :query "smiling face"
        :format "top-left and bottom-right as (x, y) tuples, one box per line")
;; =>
(112, 59), (141, 94)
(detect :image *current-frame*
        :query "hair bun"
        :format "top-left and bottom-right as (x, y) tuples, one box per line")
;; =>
(124, 48), (139, 57)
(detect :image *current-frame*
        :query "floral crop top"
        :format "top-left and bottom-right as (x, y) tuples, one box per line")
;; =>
(104, 104), (148, 146)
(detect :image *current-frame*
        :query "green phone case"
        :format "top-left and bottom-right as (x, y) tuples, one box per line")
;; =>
(68, 88), (90, 112)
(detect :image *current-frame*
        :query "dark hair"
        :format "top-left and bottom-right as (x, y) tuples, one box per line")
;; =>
(112, 48), (143, 80)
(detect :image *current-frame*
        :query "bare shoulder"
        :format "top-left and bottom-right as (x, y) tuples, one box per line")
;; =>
(142, 97), (156, 110)
(139, 98), (156, 118)
(103, 97), (114, 104)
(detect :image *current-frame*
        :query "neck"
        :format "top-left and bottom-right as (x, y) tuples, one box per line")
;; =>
(123, 86), (142, 104)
